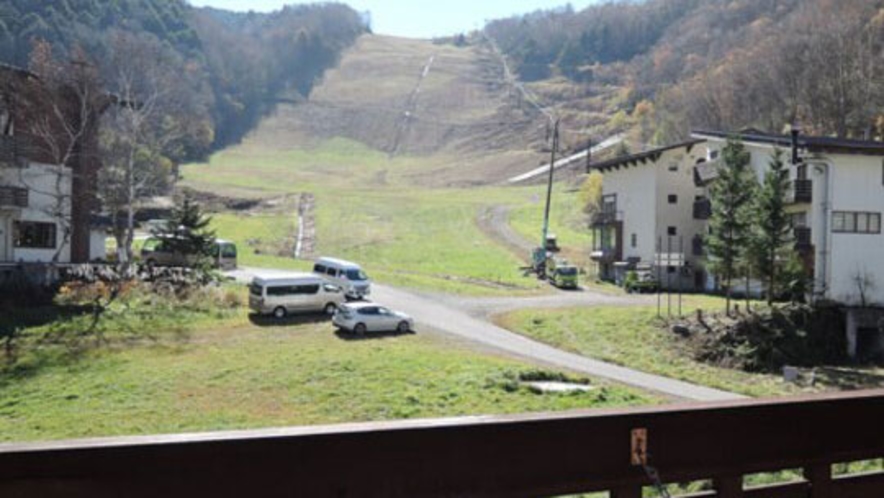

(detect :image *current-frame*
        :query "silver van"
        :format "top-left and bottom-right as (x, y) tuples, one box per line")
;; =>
(141, 236), (237, 270)
(249, 273), (345, 319)
(312, 257), (371, 300)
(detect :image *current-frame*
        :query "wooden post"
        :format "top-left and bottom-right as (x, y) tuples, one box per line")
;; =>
(805, 463), (833, 498)
(714, 475), (743, 498)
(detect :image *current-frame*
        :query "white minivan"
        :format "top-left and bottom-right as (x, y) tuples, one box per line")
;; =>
(249, 273), (345, 319)
(312, 257), (371, 300)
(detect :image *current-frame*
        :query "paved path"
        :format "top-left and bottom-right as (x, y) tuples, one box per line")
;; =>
(372, 284), (743, 402)
(230, 267), (743, 401)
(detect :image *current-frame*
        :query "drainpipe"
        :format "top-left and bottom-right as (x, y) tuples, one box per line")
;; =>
(810, 159), (833, 302)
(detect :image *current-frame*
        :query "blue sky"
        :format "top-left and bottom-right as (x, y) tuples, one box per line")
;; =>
(187, 1), (599, 39)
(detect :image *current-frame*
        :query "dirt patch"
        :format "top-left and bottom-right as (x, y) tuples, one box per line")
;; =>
(180, 187), (262, 212)
(476, 205), (534, 262)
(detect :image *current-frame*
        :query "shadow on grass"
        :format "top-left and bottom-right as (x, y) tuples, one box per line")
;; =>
(333, 328), (416, 341)
(814, 366), (884, 390)
(248, 313), (331, 328)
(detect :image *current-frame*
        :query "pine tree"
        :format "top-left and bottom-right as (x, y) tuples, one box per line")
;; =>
(155, 197), (216, 267)
(705, 138), (756, 315)
(751, 148), (793, 305)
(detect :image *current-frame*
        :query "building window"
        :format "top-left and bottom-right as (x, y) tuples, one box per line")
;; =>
(667, 226), (677, 236)
(14, 221), (57, 249)
(832, 212), (881, 234)
(631, 233), (637, 248)
(668, 194), (678, 204)
(709, 150), (719, 160)
(668, 162), (678, 172)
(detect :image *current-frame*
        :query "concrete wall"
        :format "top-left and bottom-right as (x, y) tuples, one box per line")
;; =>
(0, 161), (72, 263)
(602, 161), (657, 263)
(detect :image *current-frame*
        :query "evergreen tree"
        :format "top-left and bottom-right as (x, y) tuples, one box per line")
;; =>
(751, 148), (793, 305)
(705, 138), (755, 315)
(155, 197), (216, 267)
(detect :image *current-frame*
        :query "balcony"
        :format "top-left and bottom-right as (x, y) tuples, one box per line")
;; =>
(0, 136), (19, 163)
(693, 198), (712, 220)
(0, 186), (27, 208)
(1, 390), (883, 497)
(692, 235), (704, 256)
(591, 210), (620, 226)
(590, 247), (618, 262)
(795, 226), (812, 250)
(788, 179), (812, 204)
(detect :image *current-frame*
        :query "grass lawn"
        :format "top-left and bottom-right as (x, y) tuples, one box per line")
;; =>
(0, 301), (655, 442)
(495, 296), (812, 398)
(182, 139), (556, 296)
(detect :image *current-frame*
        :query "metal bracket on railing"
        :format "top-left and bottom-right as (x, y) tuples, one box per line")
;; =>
(631, 428), (648, 466)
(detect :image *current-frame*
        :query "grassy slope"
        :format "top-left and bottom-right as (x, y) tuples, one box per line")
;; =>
(495, 296), (809, 398)
(0, 308), (654, 442)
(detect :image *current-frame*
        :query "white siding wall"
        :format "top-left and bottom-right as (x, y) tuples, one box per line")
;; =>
(655, 146), (707, 267)
(603, 162), (657, 263)
(826, 155), (884, 305)
(0, 161), (72, 263)
(90, 229), (107, 262)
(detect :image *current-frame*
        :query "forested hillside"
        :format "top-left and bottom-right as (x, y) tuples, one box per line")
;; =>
(485, 0), (884, 145)
(0, 0), (367, 158)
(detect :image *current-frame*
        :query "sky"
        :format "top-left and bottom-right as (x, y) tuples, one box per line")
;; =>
(187, 0), (599, 39)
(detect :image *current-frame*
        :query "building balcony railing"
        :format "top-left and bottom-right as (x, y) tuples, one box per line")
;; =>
(788, 179), (813, 204)
(794, 226), (812, 249)
(591, 210), (621, 226)
(693, 198), (712, 220)
(1, 390), (883, 497)
(0, 185), (27, 208)
(590, 247), (618, 262)
(0, 136), (20, 164)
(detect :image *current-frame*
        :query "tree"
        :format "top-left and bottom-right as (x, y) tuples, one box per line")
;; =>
(751, 148), (792, 305)
(153, 196), (216, 269)
(17, 40), (104, 263)
(705, 138), (755, 315)
(98, 31), (180, 274)
(578, 170), (603, 215)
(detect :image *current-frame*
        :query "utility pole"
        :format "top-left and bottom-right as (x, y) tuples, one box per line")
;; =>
(541, 118), (560, 251)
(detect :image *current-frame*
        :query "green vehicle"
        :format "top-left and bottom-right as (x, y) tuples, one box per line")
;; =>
(624, 269), (658, 294)
(547, 258), (579, 289)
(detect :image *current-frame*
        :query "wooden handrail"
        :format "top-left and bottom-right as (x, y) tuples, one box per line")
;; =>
(1, 390), (883, 497)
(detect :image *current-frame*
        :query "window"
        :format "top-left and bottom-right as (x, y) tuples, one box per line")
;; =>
(313, 264), (327, 274)
(0, 102), (12, 136)
(832, 211), (881, 234)
(668, 162), (678, 172)
(709, 150), (719, 160)
(13, 221), (56, 249)
(631, 233), (637, 248)
(667, 226), (677, 236)
(668, 194), (678, 204)
(326, 267), (338, 277)
(296, 284), (320, 295)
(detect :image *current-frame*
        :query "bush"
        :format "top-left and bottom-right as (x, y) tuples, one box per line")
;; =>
(687, 303), (846, 372)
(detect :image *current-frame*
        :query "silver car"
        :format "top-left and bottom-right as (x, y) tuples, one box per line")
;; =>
(332, 303), (414, 335)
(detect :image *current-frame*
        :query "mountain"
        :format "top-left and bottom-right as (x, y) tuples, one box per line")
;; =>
(483, 0), (884, 146)
(0, 0), (368, 159)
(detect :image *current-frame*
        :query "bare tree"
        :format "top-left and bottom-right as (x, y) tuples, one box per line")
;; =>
(16, 40), (103, 263)
(98, 32), (182, 274)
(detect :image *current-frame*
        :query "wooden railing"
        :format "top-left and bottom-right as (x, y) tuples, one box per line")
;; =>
(1, 390), (883, 497)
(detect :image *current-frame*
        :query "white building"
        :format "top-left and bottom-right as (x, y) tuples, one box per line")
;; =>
(693, 129), (884, 307)
(590, 140), (709, 289)
(1, 64), (106, 269)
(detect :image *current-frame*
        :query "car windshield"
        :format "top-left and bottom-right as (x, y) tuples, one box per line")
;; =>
(344, 268), (368, 281)
(249, 284), (262, 296)
(558, 267), (577, 276)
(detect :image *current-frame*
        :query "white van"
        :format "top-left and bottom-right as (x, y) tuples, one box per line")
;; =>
(312, 257), (371, 300)
(249, 273), (345, 319)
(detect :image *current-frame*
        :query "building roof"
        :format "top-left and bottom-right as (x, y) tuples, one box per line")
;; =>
(589, 139), (705, 172)
(692, 129), (884, 156)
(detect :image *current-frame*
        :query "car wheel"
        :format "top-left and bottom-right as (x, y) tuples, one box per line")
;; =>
(354, 323), (367, 335)
(273, 307), (287, 319)
(323, 303), (337, 315)
(397, 321), (410, 333)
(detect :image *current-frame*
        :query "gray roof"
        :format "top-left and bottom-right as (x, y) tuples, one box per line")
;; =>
(693, 129), (884, 156)
(590, 139), (705, 172)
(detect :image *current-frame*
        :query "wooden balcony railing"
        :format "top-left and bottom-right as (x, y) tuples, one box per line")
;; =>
(1, 390), (883, 497)
(0, 185), (27, 208)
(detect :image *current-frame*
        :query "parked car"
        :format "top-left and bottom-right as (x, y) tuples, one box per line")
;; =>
(546, 257), (579, 289)
(332, 302), (414, 335)
(141, 236), (237, 270)
(249, 273), (345, 319)
(313, 257), (371, 300)
(624, 269), (658, 294)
